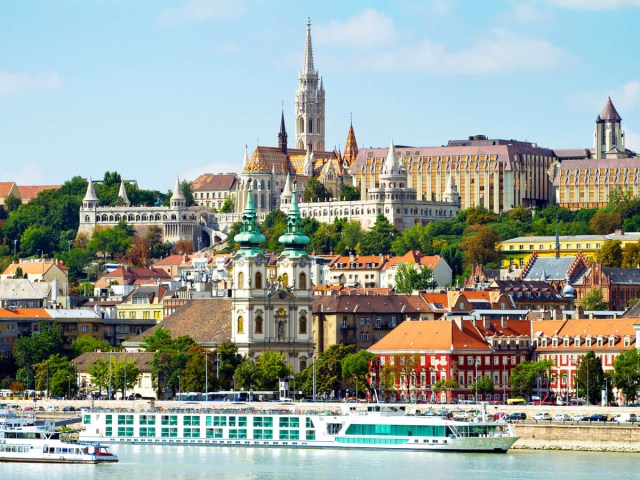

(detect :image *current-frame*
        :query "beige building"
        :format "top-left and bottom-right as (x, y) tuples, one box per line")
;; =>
(191, 173), (238, 210)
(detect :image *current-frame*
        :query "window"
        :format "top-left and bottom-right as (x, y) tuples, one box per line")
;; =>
(237, 272), (244, 289)
(299, 272), (307, 290)
(255, 316), (263, 334)
(81, 325), (89, 333)
(299, 316), (307, 334)
(390, 316), (397, 327)
(237, 316), (244, 334)
(255, 272), (263, 289)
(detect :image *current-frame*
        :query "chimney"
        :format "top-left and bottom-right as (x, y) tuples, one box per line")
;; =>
(453, 317), (463, 332)
(501, 317), (508, 329)
(483, 318), (491, 329)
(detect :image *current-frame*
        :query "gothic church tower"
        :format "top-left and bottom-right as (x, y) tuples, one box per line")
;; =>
(295, 18), (325, 152)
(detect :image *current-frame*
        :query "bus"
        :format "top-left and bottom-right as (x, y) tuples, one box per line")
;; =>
(506, 398), (527, 406)
(175, 391), (277, 402)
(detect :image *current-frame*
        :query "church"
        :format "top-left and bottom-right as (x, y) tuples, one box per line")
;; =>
(231, 181), (314, 372)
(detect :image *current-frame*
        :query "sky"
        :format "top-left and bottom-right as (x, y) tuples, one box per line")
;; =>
(1, 0), (640, 191)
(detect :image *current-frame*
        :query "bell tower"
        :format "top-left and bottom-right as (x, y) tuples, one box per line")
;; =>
(295, 18), (325, 152)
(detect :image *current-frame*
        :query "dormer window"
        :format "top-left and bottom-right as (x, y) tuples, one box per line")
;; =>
(541, 338), (548, 348)
(608, 337), (615, 347)
(563, 337), (570, 348)
(552, 338), (558, 348)
(597, 337), (603, 348)
(625, 336), (631, 347)
(585, 337), (592, 347)
(575, 336), (581, 348)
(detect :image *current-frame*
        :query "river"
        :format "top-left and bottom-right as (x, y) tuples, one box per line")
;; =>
(3, 445), (637, 479)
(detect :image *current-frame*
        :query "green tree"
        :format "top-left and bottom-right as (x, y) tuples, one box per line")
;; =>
(575, 351), (604, 405)
(359, 214), (398, 255)
(255, 351), (292, 391)
(613, 348), (640, 403)
(394, 264), (437, 293)
(4, 194), (22, 212)
(20, 225), (55, 256)
(338, 220), (364, 254)
(61, 248), (93, 283)
(299, 344), (354, 397)
(13, 322), (64, 387)
(596, 240), (623, 267)
(432, 379), (460, 402)
(220, 196), (235, 213)
(70, 335), (112, 358)
(463, 206), (498, 225)
(34, 354), (75, 398)
(303, 178), (331, 202)
(88, 358), (111, 396)
(459, 225), (500, 268)
(589, 211), (622, 234)
(214, 341), (244, 391)
(341, 350), (376, 399)
(180, 345), (217, 393)
(339, 184), (360, 201)
(509, 359), (554, 397)
(622, 241), (640, 268)
(234, 358), (261, 390)
(87, 221), (134, 259)
(579, 288), (609, 311)
(470, 375), (495, 395)
(506, 206), (532, 223)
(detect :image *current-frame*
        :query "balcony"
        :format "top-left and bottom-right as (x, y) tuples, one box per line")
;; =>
(340, 324), (355, 331)
(373, 322), (390, 329)
(341, 338), (356, 345)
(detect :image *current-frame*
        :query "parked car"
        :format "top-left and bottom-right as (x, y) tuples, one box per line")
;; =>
(553, 413), (571, 422)
(507, 412), (527, 421)
(534, 412), (552, 421)
(589, 413), (608, 422)
(573, 414), (589, 421)
(62, 406), (76, 412)
(613, 413), (638, 423)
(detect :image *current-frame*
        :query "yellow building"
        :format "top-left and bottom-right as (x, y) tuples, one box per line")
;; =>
(498, 231), (640, 269)
(116, 286), (167, 322)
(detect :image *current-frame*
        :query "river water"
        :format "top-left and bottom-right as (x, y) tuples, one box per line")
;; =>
(4, 445), (637, 479)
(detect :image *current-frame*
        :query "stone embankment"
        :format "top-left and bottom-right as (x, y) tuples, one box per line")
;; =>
(513, 423), (640, 452)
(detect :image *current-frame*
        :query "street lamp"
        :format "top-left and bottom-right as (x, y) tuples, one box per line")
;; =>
(204, 351), (209, 401)
(13, 239), (17, 256)
(474, 358), (480, 404)
(312, 349), (317, 402)
(586, 357), (590, 406)
(178, 375), (181, 399)
(67, 375), (71, 399)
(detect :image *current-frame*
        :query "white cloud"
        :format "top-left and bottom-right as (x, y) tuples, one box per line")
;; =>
(567, 81), (640, 114)
(626, 130), (640, 151)
(315, 8), (396, 49)
(549, 0), (640, 9)
(156, 0), (247, 26)
(615, 80), (640, 111)
(354, 29), (575, 75)
(0, 71), (60, 97)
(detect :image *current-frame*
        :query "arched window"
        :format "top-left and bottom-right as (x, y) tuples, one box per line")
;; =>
(299, 272), (307, 290)
(260, 180), (265, 190)
(237, 272), (244, 289)
(299, 316), (307, 334)
(255, 271), (263, 289)
(300, 360), (307, 370)
(237, 316), (244, 334)
(281, 272), (289, 287)
(255, 316), (263, 334)
(308, 118), (313, 133)
(299, 117), (304, 133)
(84, 215), (90, 222)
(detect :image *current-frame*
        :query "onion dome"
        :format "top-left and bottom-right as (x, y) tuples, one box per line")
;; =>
(278, 181), (310, 257)
(233, 180), (266, 256)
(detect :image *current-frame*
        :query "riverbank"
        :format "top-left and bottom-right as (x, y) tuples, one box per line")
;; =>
(513, 423), (640, 452)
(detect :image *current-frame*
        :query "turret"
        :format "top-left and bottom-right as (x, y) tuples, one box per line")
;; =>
(117, 180), (130, 206)
(170, 177), (186, 208)
(443, 172), (460, 205)
(83, 177), (99, 209)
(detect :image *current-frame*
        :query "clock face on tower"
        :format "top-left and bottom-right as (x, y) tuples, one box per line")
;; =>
(299, 257), (307, 267)
(237, 257), (245, 267)
(256, 256), (263, 266)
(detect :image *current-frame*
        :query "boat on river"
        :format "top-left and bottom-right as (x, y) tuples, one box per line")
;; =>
(0, 407), (118, 464)
(80, 403), (518, 453)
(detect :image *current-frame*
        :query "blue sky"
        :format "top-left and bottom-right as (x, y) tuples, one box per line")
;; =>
(1, 0), (640, 190)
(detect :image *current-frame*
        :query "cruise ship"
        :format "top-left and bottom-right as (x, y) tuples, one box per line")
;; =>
(80, 404), (518, 453)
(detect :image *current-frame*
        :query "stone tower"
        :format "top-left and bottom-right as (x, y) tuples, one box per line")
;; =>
(594, 97), (625, 159)
(295, 18), (325, 152)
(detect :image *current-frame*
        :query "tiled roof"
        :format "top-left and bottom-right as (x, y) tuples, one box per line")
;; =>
(74, 351), (154, 373)
(122, 285), (168, 303)
(0, 182), (16, 197)
(552, 149), (590, 159)
(602, 268), (640, 285)
(126, 298), (232, 344)
(243, 146), (338, 175)
(2, 260), (68, 276)
(312, 294), (428, 315)
(16, 185), (61, 201)
(419, 293), (449, 312)
(522, 257), (576, 281)
(558, 157), (638, 170)
(153, 255), (185, 267)
(369, 319), (488, 352)
(533, 318), (636, 351)
(191, 173), (238, 190)
(599, 97), (622, 122)
(474, 319), (531, 338)
(0, 308), (52, 319)
(0, 279), (51, 300)
(328, 255), (387, 270)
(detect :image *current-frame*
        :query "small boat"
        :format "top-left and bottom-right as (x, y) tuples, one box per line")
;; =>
(0, 408), (118, 464)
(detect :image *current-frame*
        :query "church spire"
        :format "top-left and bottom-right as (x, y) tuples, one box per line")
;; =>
(83, 177), (98, 203)
(278, 109), (288, 154)
(243, 145), (249, 169)
(170, 176), (186, 208)
(303, 17), (315, 75)
(343, 117), (359, 167)
(233, 180), (266, 256)
(304, 146), (314, 177)
(117, 180), (130, 206)
(295, 18), (325, 152)
(278, 180), (310, 257)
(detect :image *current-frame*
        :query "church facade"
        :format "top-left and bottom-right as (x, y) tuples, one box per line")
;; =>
(230, 183), (313, 372)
